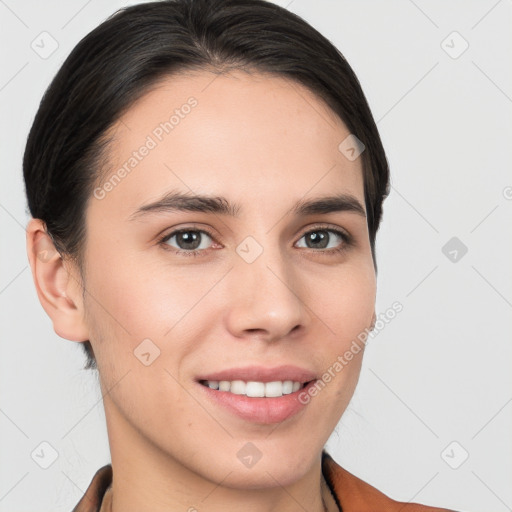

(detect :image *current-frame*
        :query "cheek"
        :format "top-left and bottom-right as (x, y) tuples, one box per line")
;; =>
(84, 269), (204, 437)
(294, 261), (375, 412)
(83, 248), (217, 345)
(82, 248), (232, 410)
(310, 261), (376, 342)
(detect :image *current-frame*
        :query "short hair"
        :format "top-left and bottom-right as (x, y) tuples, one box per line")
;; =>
(23, 0), (390, 370)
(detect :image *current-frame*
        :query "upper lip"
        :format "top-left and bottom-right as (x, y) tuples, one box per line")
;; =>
(196, 365), (317, 384)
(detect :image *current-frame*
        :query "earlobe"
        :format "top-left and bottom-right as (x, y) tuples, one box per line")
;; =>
(26, 218), (90, 342)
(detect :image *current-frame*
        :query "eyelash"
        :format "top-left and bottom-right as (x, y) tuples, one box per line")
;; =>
(157, 224), (353, 258)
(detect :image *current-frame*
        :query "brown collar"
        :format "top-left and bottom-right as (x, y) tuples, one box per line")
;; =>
(321, 450), (456, 512)
(72, 452), (457, 512)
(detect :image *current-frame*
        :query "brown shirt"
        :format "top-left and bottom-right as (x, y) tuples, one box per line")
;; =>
(72, 451), (457, 512)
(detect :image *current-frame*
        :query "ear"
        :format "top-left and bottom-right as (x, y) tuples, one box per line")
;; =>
(26, 218), (89, 342)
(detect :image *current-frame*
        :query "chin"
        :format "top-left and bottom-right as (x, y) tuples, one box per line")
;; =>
(196, 442), (320, 490)
(219, 460), (314, 491)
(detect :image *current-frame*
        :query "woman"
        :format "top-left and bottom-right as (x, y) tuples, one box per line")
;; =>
(24, 0), (458, 510)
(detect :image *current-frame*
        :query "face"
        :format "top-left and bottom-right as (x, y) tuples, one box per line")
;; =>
(79, 70), (376, 487)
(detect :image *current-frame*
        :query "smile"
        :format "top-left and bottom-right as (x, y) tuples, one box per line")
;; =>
(196, 365), (318, 424)
(199, 379), (307, 397)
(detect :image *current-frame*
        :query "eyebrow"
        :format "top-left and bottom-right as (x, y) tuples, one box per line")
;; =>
(128, 190), (366, 221)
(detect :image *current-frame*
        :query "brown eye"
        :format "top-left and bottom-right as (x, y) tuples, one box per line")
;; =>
(163, 230), (213, 251)
(295, 229), (346, 250)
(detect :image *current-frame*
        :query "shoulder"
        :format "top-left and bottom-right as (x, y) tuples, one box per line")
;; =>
(71, 464), (112, 512)
(322, 451), (459, 512)
(74, 455), (460, 512)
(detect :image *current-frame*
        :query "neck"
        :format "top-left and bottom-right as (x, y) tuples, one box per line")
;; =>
(103, 400), (338, 512)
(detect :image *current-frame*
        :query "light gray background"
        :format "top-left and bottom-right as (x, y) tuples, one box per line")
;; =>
(1, 1), (511, 511)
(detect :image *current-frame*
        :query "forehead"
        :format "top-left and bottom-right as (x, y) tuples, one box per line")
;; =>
(93, 69), (364, 220)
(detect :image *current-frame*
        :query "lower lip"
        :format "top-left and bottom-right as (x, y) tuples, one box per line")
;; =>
(197, 380), (317, 424)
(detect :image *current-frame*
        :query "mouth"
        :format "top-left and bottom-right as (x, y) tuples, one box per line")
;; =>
(198, 379), (312, 397)
(195, 365), (318, 424)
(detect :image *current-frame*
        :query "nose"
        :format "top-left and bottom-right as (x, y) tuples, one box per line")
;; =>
(223, 248), (310, 343)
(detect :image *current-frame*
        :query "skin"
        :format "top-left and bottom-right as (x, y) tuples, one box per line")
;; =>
(26, 70), (377, 512)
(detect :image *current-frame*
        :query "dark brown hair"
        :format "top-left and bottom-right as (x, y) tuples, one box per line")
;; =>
(23, 0), (390, 370)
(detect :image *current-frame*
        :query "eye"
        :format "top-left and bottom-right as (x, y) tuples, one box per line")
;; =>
(161, 229), (214, 252)
(295, 228), (347, 251)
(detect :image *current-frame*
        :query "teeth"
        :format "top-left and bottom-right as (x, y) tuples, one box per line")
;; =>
(202, 379), (306, 397)
(230, 380), (246, 395)
(282, 381), (293, 394)
(265, 381), (284, 397)
(246, 381), (265, 397)
(218, 380), (230, 391)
